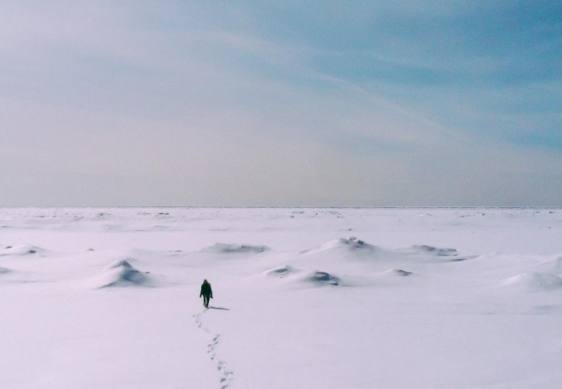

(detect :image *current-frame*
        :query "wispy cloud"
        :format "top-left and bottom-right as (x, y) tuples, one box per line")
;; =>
(0, 1), (560, 206)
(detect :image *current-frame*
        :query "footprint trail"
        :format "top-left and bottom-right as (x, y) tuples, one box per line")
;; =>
(194, 310), (234, 389)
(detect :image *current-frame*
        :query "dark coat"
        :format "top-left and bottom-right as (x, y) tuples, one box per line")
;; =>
(200, 281), (213, 298)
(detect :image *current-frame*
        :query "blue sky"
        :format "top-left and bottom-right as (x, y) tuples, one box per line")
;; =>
(0, 1), (560, 206)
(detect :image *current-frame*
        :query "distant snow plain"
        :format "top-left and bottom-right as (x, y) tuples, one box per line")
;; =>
(0, 208), (561, 389)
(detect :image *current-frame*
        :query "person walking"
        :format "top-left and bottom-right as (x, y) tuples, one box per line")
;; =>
(200, 279), (213, 308)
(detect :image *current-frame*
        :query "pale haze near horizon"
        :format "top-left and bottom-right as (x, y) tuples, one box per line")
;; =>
(1, 1), (561, 207)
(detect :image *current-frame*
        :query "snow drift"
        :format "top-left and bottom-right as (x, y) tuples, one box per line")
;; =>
(408, 244), (467, 262)
(502, 272), (562, 292)
(302, 237), (379, 256)
(265, 265), (298, 278)
(302, 271), (340, 286)
(96, 260), (150, 288)
(204, 243), (269, 254)
(265, 265), (340, 286)
(382, 268), (413, 277)
(411, 245), (458, 257)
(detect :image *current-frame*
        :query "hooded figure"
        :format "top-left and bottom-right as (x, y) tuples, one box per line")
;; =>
(200, 279), (213, 308)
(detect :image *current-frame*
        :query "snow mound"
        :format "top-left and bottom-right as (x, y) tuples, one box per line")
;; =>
(304, 237), (378, 255)
(411, 245), (458, 257)
(502, 272), (562, 292)
(302, 271), (340, 286)
(409, 245), (468, 261)
(336, 237), (375, 250)
(96, 260), (150, 288)
(265, 265), (298, 278)
(0, 266), (11, 274)
(0, 244), (44, 256)
(204, 243), (269, 254)
(382, 268), (413, 277)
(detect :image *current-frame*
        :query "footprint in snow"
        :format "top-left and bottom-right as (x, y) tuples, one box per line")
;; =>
(194, 310), (234, 389)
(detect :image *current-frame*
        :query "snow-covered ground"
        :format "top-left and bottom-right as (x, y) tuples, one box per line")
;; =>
(1, 208), (561, 389)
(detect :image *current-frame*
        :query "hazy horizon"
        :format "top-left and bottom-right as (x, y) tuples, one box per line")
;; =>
(1, 1), (561, 207)
(0, 205), (560, 210)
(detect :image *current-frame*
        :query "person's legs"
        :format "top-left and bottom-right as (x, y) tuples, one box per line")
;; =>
(204, 295), (209, 308)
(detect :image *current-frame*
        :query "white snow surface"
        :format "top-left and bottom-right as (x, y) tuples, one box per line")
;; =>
(0, 207), (561, 389)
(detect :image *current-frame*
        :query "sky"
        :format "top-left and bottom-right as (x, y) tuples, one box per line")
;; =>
(0, 0), (561, 207)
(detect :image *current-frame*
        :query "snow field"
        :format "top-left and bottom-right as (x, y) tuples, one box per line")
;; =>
(0, 208), (561, 388)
